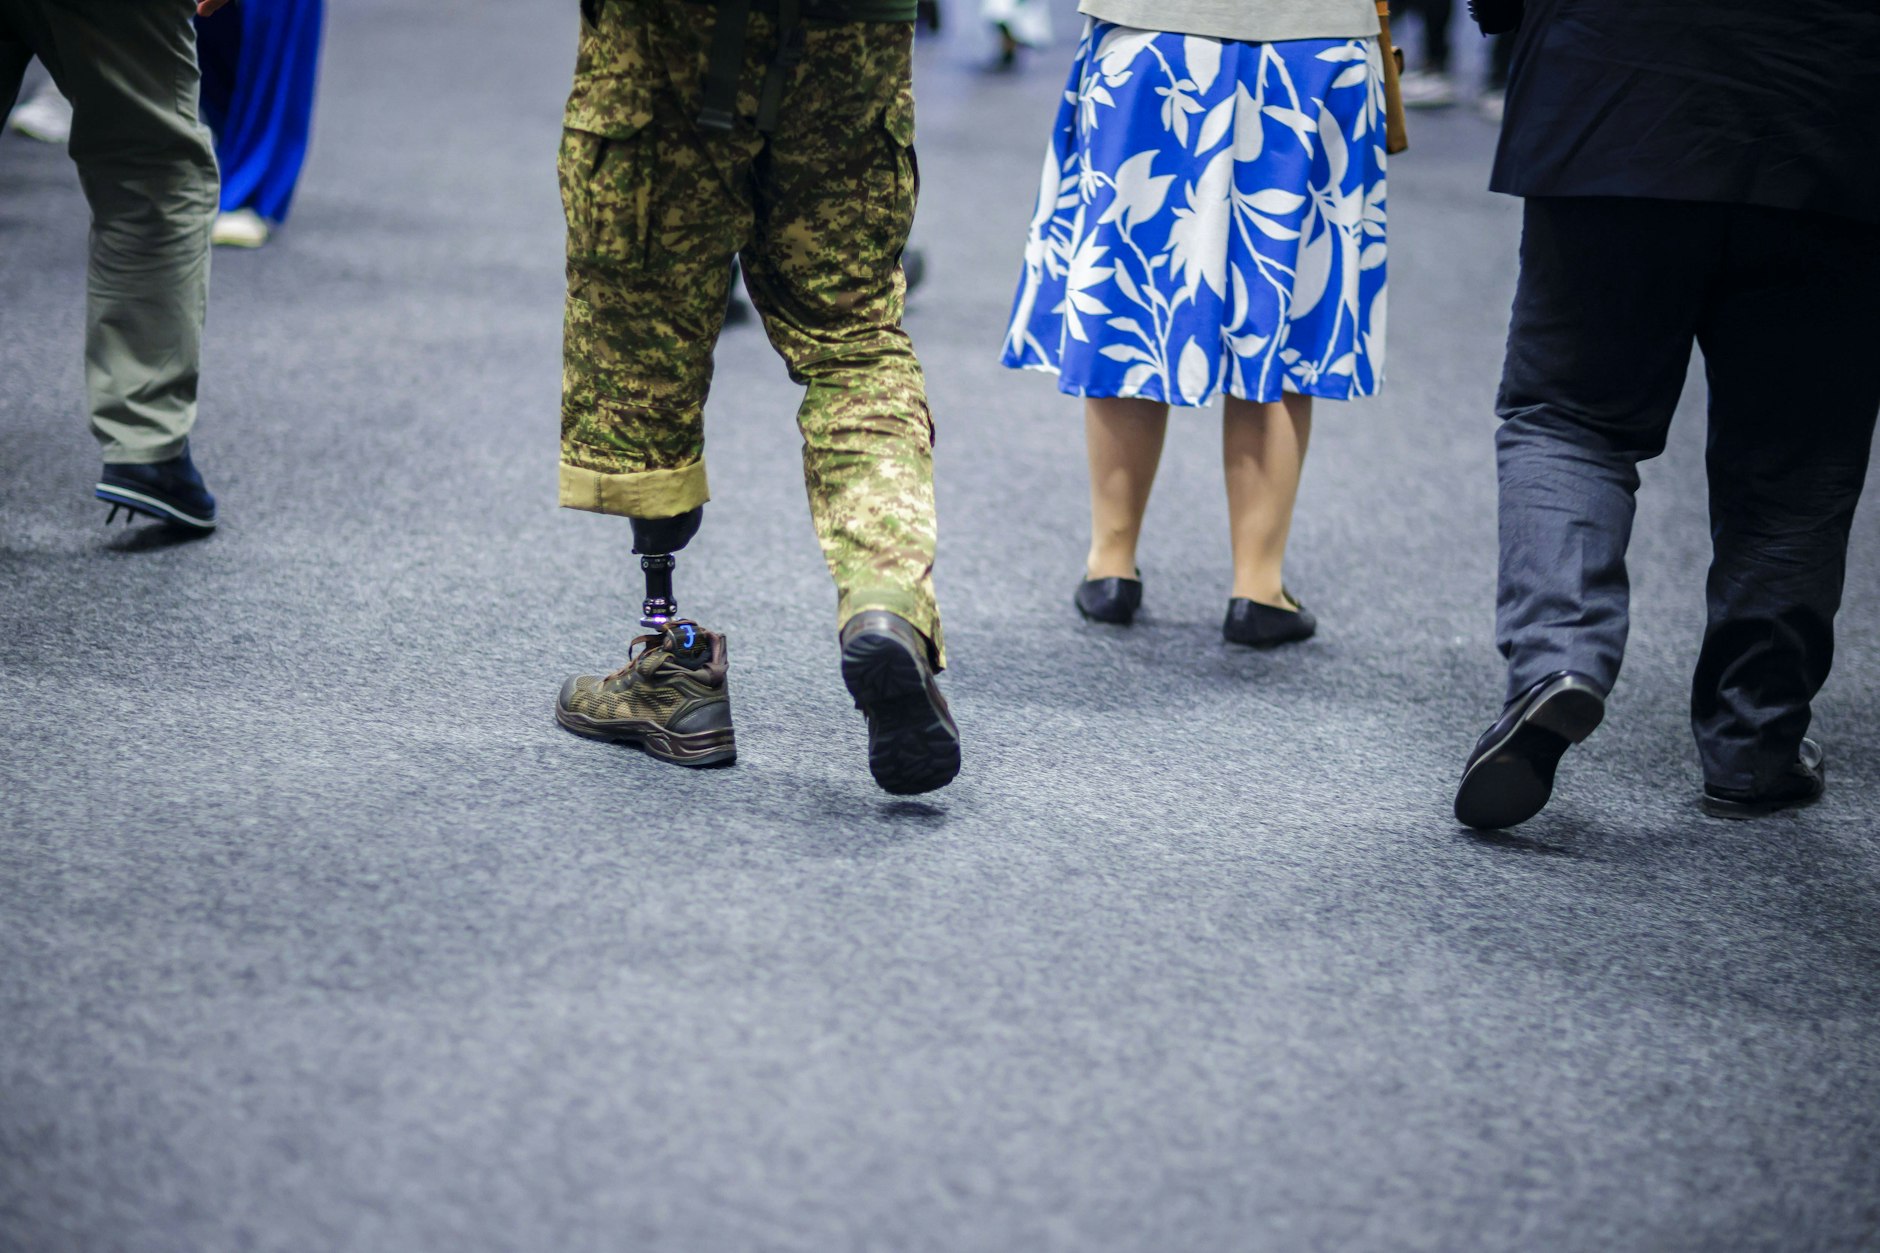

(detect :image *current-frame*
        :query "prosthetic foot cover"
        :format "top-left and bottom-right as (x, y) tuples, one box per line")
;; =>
(839, 611), (960, 795)
(557, 620), (736, 767)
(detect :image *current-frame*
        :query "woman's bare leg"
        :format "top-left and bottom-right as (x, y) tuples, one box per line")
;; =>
(1223, 392), (1313, 605)
(1084, 396), (1170, 579)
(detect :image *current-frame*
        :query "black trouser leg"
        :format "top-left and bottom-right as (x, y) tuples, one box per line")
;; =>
(1494, 198), (1718, 702)
(0, 21), (29, 115)
(1422, 0), (1453, 72)
(1689, 206), (1880, 792)
(1486, 32), (1512, 90)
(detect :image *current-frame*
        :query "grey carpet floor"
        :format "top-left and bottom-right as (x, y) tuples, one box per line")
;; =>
(3, 3), (1878, 1250)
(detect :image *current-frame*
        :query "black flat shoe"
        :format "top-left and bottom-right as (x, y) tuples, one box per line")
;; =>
(1701, 738), (1825, 819)
(1075, 574), (1142, 625)
(1454, 671), (1606, 829)
(1222, 595), (1315, 647)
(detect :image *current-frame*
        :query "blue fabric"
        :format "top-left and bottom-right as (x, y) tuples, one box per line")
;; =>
(1002, 21), (1388, 406)
(197, 0), (325, 223)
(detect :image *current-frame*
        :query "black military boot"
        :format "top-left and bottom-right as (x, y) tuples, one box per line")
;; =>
(839, 611), (960, 795)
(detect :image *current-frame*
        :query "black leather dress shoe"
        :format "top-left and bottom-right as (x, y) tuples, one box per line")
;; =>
(1701, 739), (1825, 819)
(1454, 671), (1606, 829)
(1222, 596), (1315, 647)
(1074, 575), (1142, 625)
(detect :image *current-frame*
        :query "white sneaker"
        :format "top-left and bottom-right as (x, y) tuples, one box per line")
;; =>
(1478, 90), (1507, 125)
(1399, 69), (1458, 110)
(7, 85), (73, 144)
(211, 209), (272, 249)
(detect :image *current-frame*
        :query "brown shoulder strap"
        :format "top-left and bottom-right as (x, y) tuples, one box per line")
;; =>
(1375, 1), (1409, 154)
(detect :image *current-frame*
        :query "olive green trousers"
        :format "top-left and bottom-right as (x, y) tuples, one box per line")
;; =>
(0, 0), (216, 464)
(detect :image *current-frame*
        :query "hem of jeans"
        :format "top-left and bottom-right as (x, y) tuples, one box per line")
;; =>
(839, 590), (945, 671)
(559, 458), (710, 518)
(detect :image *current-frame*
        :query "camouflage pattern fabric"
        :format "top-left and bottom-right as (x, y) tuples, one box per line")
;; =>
(558, 0), (944, 664)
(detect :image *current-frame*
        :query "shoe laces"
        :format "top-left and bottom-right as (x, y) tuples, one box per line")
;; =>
(605, 632), (669, 683)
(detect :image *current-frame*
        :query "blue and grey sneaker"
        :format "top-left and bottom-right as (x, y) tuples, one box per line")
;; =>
(95, 443), (217, 530)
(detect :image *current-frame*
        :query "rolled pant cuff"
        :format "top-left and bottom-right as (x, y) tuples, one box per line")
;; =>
(559, 459), (710, 519)
(840, 589), (946, 671)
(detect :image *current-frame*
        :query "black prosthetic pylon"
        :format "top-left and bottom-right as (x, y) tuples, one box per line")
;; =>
(629, 506), (703, 630)
(640, 553), (678, 629)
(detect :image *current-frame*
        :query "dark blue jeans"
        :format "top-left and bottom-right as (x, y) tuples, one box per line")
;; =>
(1495, 196), (1880, 793)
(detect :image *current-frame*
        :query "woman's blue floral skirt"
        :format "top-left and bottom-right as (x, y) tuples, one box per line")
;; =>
(1002, 21), (1389, 406)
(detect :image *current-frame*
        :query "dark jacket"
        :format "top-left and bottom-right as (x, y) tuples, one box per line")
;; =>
(1491, 0), (1880, 223)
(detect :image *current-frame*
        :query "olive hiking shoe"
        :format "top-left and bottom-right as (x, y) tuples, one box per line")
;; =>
(556, 620), (736, 767)
(839, 611), (960, 795)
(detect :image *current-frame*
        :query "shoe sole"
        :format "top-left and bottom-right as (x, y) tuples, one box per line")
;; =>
(1073, 588), (1138, 626)
(1222, 619), (1316, 649)
(1074, 601), (1136, 626)
(840, 629), (961, 796)
(1699, 788), (1823, 820)
(1700, 750), (1826, 819)
(95, 484), (217, 530)
(1453, 677), (1605, 830)
(555, 706), (737, 768)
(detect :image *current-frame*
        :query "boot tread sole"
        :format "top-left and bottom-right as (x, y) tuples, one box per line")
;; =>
(840, 630), (960, 796)
(555, 705), (737, 768)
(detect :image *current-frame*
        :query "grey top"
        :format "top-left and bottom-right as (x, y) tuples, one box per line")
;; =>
(1078, 0), (1379, 42)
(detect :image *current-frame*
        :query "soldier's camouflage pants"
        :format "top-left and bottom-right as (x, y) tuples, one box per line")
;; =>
(558, 0), (943, 664)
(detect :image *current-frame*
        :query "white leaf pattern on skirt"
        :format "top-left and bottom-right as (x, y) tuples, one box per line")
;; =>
(1002, 22), (1388, 406)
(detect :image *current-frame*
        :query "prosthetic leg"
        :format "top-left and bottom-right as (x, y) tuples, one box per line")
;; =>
(554, 502), (734, 766)
(630, 506), (703, 629)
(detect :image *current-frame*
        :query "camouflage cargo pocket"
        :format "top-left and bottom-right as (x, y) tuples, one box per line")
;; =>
(872, 88), (917, 256)
(560, 87), (658, 271)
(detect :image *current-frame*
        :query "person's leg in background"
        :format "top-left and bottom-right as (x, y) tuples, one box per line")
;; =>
(982, 0), (1049, 71)
(1479, 32), (1512, 122)
(0, 13), (30, 118)
(1453, 196), (1720, 829)
(1689, 205), (1880, 816)
(1397, 0), (1456, 108)
(1, 7), (65, 143)
(743, 18), (960, 794)
(6, 71), (72, 144)
(5, 0), (219, 528)
(196, 0), (325, 248)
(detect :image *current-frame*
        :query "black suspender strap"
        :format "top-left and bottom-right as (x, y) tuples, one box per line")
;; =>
(753, 0), (804, 135)
(696, 0), (752, 132)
